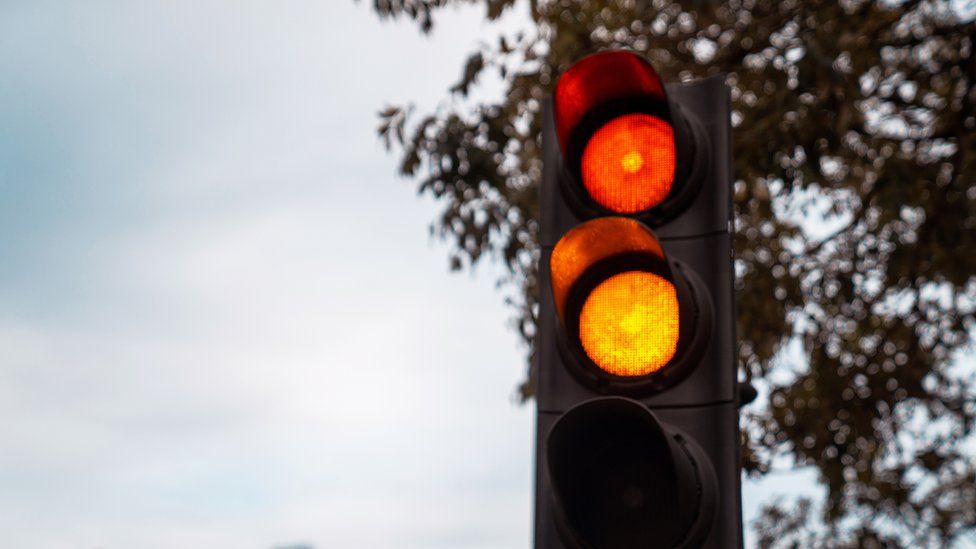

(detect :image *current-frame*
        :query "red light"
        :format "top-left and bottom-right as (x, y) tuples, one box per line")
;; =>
(580, 114), (676, 213)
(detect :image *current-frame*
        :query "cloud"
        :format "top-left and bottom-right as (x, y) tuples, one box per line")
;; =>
(0, 1), (533, 547)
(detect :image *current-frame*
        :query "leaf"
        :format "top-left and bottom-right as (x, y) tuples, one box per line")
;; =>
(449, 52), (485, 96)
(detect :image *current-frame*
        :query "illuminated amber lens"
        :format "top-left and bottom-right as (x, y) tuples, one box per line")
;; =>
(580, 114), (676, 214)
(578, 271), (679, 376)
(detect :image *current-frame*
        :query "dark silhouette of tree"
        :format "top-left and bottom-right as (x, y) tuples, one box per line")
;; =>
(371, 0), (976, 544)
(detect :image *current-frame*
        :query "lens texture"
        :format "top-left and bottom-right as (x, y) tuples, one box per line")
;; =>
(578, 270), (679, 376)
(580, 114), (676, 214)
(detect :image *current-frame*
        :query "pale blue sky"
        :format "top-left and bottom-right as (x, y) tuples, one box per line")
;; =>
(0, 2), (818, 547)
(0, 2), (534, 547)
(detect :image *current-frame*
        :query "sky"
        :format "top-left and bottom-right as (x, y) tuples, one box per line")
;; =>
(0, 1), (819, 548)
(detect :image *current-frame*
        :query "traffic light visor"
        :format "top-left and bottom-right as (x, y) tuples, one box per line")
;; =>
(547, 398), (713, 548)
(549, 217), (666, 320)
(554, 51), (666, 154)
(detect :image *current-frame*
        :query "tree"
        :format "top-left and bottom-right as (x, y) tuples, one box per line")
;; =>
(371, 0), (976, 544)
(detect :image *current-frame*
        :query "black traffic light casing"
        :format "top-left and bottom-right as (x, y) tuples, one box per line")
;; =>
(534, 62), (742, 548)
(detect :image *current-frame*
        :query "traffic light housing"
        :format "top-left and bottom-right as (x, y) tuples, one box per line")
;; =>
(534, 51), (742, 548)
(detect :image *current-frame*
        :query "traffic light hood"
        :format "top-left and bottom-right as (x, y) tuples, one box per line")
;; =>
(554, 50), (667, 156)
(546, 397), (717, 548)
(549, 217), (667, 321)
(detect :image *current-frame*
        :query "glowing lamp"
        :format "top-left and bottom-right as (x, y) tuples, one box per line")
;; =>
(579, 270), (679, 376)
(550, 217), (689, 380)
(580, 113), (676, 213)
(553, 50), (696, 218)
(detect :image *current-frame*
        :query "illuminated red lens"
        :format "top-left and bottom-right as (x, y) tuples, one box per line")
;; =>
(580, 114), (676, 214)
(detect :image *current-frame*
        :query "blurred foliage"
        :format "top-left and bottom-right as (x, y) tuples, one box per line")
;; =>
(370, 0), (976, 544)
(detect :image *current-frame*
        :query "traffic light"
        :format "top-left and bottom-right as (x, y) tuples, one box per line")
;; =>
(534, 51), (742, 548)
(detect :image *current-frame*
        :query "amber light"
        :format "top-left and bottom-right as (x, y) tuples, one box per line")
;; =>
(580, 113), (676, 214)
(578, 270), (680, 376)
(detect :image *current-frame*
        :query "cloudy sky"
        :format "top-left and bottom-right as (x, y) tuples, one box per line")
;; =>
(0, 2), (820, 548)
